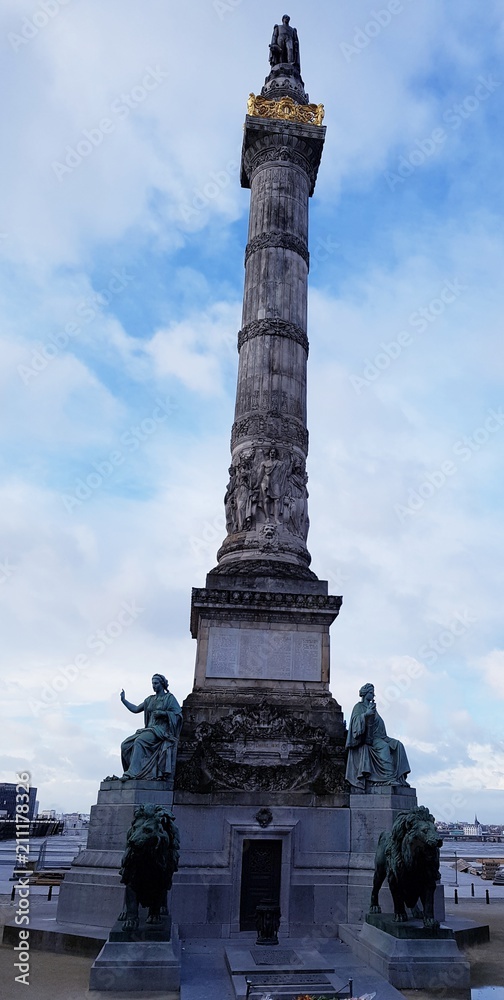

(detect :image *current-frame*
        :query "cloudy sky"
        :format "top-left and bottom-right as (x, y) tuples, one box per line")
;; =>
(1, 0), (503, 823)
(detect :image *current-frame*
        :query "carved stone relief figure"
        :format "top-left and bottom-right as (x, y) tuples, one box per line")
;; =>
(224, 452), (256, 533)
(224, 465), (236, 533)
(235, 451), (256, 531)
(285, 456), (309, 539)
(223, 445), (313, 541)
(256, 446), (292, 524)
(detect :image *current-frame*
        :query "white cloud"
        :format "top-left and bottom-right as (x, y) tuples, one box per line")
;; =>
(475, 650), (504, 700)
(0, 1), (503, 818)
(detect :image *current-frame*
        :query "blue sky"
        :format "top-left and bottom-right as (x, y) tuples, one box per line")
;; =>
(1, 0), (503, 822)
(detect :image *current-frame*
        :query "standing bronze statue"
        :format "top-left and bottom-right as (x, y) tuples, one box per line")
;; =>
(269, 15), (300, 70)
(120, 674), (182, 780)
(345, 683), (410, 790)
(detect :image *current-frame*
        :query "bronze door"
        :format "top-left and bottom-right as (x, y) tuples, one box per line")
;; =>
(239, 838), (282, 931)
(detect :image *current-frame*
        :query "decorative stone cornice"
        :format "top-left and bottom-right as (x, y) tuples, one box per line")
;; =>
(190, 587), (342, 637)
(245, 231), (310, 268)
(237, 319), (309, 353)
(246, 143), (314, 183)
(192, 588), (341, 612)
(241, 118), (326, 196)
(231, 413), (309, 452)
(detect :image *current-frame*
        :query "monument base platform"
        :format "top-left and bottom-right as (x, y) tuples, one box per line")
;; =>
(339, 918), (470, 993)
(366, 912), (453, 938)
(56, 778), (174, 930)
(224, 939), (351, 1000)
(89, 937), (180, 993)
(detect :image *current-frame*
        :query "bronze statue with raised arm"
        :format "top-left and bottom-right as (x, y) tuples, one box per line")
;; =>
(120, 674), (182, 781)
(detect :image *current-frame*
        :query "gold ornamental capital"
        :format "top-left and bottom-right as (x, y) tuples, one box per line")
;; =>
(247, 93), (325, 127)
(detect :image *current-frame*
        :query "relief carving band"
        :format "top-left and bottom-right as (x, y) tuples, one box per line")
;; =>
(237, 319), (309, 353)
(231, 415), (308, 453)
(247, 94), (325, 128)
(175, 706), (346, 795)
(245, 231), (310, 268)
(223, 446), (309, 539)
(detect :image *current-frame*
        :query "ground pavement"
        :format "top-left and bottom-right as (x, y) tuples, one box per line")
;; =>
(1, 862), (503, 999)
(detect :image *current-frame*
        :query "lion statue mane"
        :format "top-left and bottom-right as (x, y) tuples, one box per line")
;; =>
(369, 805), (442, 929)
(119, 804), (180, 930)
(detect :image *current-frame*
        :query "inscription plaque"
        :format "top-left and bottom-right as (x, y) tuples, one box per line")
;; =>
(206, 627), (321, 681)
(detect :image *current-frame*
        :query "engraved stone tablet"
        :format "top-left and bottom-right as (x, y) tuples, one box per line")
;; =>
(206, 627), (321, 681)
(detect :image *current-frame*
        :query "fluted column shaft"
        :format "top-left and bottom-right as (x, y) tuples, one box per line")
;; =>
(214, 115), (325, 579)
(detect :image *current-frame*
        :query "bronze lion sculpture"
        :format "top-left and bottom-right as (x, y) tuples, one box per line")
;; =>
(119, 804), (180, 930)
(369, 805), (442, 929)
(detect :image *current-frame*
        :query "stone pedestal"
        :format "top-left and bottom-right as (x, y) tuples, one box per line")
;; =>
(348, 787), (418, 923)
(340, 918), (470, 993)
(89, 938), (180, 993)
(171, 575), (349, 939)
(57, 778), (174, 929)
(346, 788), (446, 924)
(225, 940), (344, 1000)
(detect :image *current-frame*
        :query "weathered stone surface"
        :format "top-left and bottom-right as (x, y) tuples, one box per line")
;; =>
(170, 801), (351, 939)
(175, 697), (346, 796)
(366, 914), (453, 939)
(190, 585), (341, 638)
(57, 780), (174, 930)
(89, 938), (180, 992)
(340, 920), (470, 991)
(212, 109), (325, 581)
(205, 626), (322, 681)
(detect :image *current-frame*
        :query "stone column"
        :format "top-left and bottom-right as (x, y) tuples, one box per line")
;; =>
(212, 113), (326, 582)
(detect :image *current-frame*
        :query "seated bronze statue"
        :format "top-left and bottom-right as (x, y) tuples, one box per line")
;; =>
(345, 683), (410, 790)
(120, 674), (182, 780)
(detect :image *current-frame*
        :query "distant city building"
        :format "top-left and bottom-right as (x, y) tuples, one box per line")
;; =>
(462, 814), (491, 837)
(0, 782), (37, 820)
(63, 813), (89, 835)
